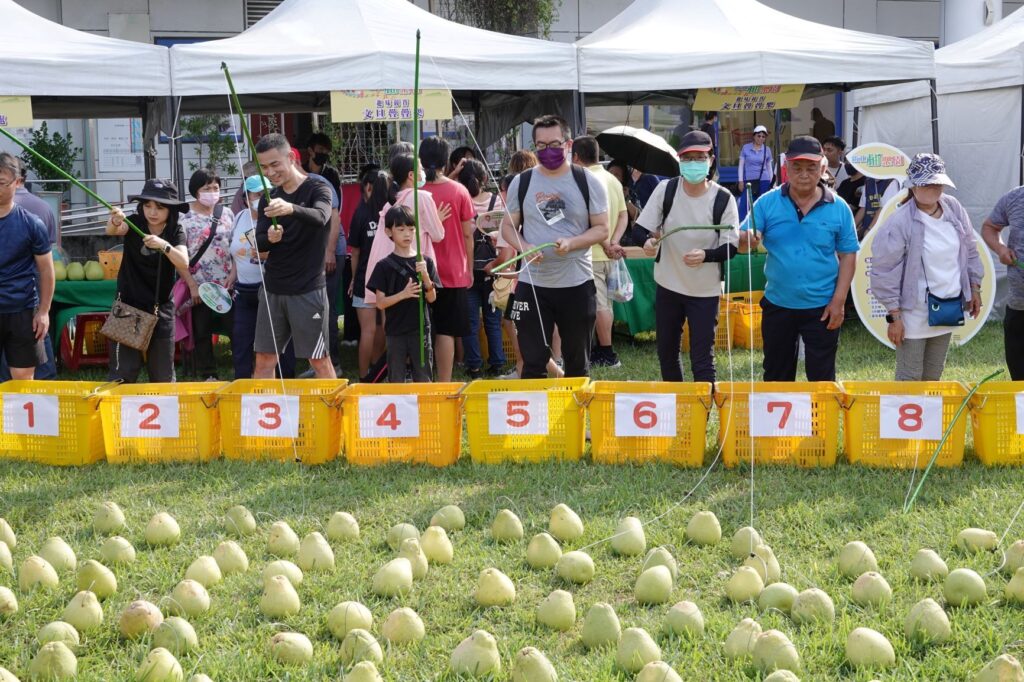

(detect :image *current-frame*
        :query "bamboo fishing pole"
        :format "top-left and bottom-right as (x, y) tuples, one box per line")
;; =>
(412, 29), (426, 366)
(0, 126), (147, 238)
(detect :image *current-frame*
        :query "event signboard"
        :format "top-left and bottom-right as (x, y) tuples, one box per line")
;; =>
(693, 85), (804, 112)
(330, 89), (452, 123)
(0, 96), (33, 128)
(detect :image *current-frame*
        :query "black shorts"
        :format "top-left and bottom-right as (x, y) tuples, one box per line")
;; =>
(0, 309), (45, 369)
(432, 287), (471, 337)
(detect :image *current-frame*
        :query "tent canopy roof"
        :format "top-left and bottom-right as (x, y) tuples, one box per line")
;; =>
(576, 0), (935, 95)
(170, 0), (578, 98)
(0, 0), (169, 100)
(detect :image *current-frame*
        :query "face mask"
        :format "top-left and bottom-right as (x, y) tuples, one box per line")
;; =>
(250, 199), (260, 212)
(679, 160), (710, 183)
(313, 152), (329, 166)
(537, 146), (566, 171)
(416, 168), (426, 189)
(198, 191), (219, 208)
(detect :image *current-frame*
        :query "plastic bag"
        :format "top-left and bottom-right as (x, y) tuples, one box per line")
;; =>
(607, 258), (634, 303)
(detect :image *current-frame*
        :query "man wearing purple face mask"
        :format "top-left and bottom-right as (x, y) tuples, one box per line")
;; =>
(499, 115), (609, 378)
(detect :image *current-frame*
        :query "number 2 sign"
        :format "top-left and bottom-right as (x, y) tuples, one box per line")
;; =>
(614, 394), (676, 437)
(359, 395), (420, 438)
(240, 395), (299, 438)
(749, 393), (813, 437)
(488, 392), (548, 436)
(2, 394), (59, 437)
(880, 395), (943, 440)
(120, 396), (179, 438)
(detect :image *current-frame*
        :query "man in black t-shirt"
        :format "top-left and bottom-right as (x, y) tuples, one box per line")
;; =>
(253, 133), (336, 379)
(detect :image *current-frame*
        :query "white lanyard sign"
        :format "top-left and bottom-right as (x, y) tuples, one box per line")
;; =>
(614, 394), (676, 437)
(3, 394), (59, 437)
(749, 393), (813, 437)
(359, 395), (420, 438)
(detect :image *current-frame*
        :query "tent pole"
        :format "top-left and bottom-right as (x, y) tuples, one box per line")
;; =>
(140, 98), (157, 180)
(852, 106), (860, 148)
(1020, 86), (1023, 186)
(929, 79), (939, 155)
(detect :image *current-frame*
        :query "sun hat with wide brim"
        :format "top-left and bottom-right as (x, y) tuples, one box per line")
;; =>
(906, 153), (956, 189)
(127, 178), (189, 212)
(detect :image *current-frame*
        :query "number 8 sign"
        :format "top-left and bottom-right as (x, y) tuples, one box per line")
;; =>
(614, 394), (676, 437)
(879, 395), (943, 440)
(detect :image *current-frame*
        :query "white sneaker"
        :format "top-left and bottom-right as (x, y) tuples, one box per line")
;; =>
(498, 369), (519, 380)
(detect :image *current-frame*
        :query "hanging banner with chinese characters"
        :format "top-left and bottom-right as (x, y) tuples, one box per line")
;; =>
(0, 96), (33, 128)
(330, 89), (452, 123)
(694, 85), (805, 112)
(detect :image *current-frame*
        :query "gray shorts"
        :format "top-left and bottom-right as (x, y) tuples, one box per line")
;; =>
(255, 287), (331, 360)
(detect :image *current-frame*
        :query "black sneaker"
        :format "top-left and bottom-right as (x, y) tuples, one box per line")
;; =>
(591, 351), (623, 369)
(485, 365), (507, 378)
(467, 367), (483, 380)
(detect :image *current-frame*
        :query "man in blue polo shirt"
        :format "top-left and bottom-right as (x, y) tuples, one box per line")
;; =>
(741, 136), (859, 381)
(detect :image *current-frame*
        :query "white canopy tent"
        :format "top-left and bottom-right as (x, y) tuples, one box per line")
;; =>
(0, 0), (171, 117)
(169, 0), (580, 146)
(576, 0), (936, 101)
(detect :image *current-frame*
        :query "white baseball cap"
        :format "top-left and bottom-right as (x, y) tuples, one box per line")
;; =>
(753, 125), (768, 135)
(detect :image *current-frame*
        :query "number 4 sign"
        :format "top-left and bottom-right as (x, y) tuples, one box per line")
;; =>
(614, 394), (676, 437)
(749, 393), (813, 437)
(359, 395), (420, 438)
(2, 394), (59, 437)
(240, 395), (299, 438)
(120, 396), (179, 438)
(880, 395), (943, 440)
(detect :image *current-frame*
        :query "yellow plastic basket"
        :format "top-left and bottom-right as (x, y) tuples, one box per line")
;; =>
(588, 381), (712, 466)
(463, 378), (589, 464)
(729, 291), (764, 350)
(841, 381), (968, 469)
(99, 383), (226, 464)
(968, 381), (1024, 466)
(681, 296), (732, 351)
(478, 323), (518, 365)
(217, 379), (347, 465)
(339, 383), (464, 466)
(0, 380), (110, 466)
(715, 382), (842, 468)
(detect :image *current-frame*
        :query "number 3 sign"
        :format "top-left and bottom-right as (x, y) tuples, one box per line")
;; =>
(880, 395), (943, 440)
(120, 396), (179, 438)
(2, 394), (59, 437)
(614, 394), (676, 437)
(240, 395), (299, 438)
(749, 393), (813, 437)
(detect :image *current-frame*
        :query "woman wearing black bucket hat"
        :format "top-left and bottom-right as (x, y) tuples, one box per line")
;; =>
(104, 178), (190, 383)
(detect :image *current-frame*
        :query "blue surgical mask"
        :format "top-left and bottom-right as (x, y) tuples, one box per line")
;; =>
(679, 160), (711, 183)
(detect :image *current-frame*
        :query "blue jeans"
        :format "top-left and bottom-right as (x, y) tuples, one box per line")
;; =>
(738, 179), (772, 221)
(462, 284), (506, 371)
(232, 284), (295, 379)
(0, 334), (57, 381)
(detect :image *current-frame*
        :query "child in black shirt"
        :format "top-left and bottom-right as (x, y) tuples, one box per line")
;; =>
(366, 206), (441, 382)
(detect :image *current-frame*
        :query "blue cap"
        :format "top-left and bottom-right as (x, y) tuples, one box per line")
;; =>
(244, 175), (272, 193)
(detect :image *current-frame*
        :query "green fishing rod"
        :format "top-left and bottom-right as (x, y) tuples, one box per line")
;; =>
(412, 29), (426, 366)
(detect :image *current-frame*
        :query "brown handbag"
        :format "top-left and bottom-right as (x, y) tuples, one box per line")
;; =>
(100, 254), (161, 351)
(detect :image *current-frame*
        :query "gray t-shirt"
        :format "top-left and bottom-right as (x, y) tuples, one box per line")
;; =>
(506, 167), (608, 288)
(988, 187), (1024, 310)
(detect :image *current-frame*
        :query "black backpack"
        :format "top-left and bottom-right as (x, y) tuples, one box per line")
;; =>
(473, 193), (499, 279)
(515, 166), (591, 230)
(650, 178), (731, 263)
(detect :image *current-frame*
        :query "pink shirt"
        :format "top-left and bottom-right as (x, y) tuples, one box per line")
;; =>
(426, 179), (475, 288)
(362, 187), (445, 304)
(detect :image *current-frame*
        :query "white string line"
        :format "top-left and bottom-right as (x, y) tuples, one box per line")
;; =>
(746, 202), (757, 556)
(225, 93), (301, 464)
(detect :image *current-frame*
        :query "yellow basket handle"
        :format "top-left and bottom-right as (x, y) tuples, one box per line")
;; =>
(572, 387), (595, 409)
(698, 395), (714, 414)
(88, 379), (122, 404)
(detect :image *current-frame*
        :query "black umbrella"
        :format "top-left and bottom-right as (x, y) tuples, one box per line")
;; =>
(595, 125), (679, 177)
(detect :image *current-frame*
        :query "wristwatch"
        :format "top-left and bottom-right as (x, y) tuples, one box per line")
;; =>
(162, 244), (171, 254)
(885, 312), (901, 324)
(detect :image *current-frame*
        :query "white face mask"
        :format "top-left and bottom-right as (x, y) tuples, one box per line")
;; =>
(250, 199), (260, 213)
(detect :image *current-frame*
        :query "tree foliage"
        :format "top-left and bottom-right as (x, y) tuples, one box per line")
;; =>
(182, 115), (239, 176)
(20, 122), (82, 193)
(438, 0), (560, 37)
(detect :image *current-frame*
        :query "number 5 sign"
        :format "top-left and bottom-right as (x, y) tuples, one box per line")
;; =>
(359, 395), (420, 438)
(120, 396), (179, 438)
(749, 393), (813, 437)
(488, 392), (548, 435)
(880, 395), (943, 440)
(614, 394), (676, 437)
(240, 395), (299, 438)
(3, 394), (59, 437)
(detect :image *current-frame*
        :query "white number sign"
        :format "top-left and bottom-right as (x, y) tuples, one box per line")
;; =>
(2, 394), (59, 437)
(614, 394), (676, 437)
(120, 396), (179, 438)
(359, 395), (420, 438)
(1016, 393), (1024, 435)
(749, 393), (813, 437)
(879, 395), (943, 440)
(487, 392), (549, 436)
(240, 395), (299, 438)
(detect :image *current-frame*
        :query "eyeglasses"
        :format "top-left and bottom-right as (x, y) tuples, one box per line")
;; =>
(535, 140), (565, 151)
(0, 180), (15, 189)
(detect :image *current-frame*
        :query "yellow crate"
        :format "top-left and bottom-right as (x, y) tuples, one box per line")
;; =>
(681, 296), (732, 351)
(841, 381), (968, 468)
(0, 381), (109, 466)
(340, 383), (464, 466)
(715, 382), (842, 468)
(99, 383), (226, 464)
(588, 381), (712, 466)
(967, 381), (1024, 466)
(217, 379), (347, 465)
(478, 322), (517, 365)
(729, 291), (764, 350)
(463, 378), (589, 464)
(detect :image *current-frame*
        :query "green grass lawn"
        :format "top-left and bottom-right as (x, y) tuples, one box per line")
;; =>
(0, 322), (1021, 680)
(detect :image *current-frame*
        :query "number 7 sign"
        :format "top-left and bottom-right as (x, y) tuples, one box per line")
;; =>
(749, 393), (813, 437)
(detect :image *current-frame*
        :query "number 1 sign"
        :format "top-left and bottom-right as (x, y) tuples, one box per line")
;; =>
(749, 393), (813, 437)
(2, 394), (59, 437)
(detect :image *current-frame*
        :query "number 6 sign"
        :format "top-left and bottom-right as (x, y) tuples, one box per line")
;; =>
(359, 395), (420, 438)
(3, 394), (59, 437)
(120, 396), (179, 438)
(749, 393), (813, 437)
(488, 392), (548, 435)
(240, 395), (299, 438)
(614, 394), (676, 437)
(880, 395), (943, 440)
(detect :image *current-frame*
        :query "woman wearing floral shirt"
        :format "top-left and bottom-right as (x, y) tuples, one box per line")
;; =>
(180, 168), (234, 379)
